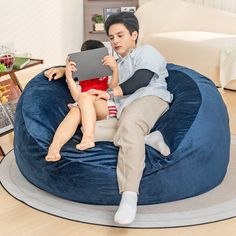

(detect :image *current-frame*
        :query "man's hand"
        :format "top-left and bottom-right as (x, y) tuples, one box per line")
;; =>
(88, 89), (110, 101)
(44, 67), (66, 81)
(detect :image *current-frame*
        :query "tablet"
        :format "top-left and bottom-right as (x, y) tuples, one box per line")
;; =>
(68, 47), (112, 81)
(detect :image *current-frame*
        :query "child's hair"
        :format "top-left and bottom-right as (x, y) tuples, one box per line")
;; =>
(81, 39), (105, 51)
(104, 12), (139, 44)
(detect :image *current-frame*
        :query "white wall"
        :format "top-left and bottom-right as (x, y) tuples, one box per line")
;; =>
(139, 0), (236, 13)
(183, 0), (236, 13)
(1, 0), (84, 84)
(139, 0), (150, 5)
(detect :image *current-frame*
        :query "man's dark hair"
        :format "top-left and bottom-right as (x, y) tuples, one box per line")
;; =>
(104, 12), (139, 43)
(81, 39), (105, 51)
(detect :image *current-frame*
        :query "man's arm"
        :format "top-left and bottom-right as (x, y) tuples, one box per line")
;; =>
(88, 69), (154, 100)
(112, 69), (154, 97)
(44, 67), (66, 81)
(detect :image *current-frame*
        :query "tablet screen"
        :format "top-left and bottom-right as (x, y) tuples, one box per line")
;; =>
(68, 47), (112, 81)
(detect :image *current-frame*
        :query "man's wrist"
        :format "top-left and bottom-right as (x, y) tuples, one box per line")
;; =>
(106, 88), (114, 99)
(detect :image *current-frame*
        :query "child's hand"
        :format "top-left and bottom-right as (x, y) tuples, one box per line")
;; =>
(65, 57), (77, 79)
(88, 89), (110, 101)
(102, 55), (117, 72)
(44, 67), (65, 81)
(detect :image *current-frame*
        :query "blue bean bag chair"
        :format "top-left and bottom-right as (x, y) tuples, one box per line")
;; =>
(14, 64), (230, 205)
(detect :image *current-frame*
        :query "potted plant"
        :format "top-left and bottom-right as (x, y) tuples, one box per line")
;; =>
(92, 14), (104, 31)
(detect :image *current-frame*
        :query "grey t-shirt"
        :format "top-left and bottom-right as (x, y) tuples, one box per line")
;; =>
(115, 44), (173, 118)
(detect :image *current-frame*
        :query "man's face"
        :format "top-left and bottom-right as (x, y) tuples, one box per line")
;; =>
(108, 23), (138, 58)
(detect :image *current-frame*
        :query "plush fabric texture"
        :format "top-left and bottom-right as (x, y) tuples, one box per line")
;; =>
(14, 64), (230, 205)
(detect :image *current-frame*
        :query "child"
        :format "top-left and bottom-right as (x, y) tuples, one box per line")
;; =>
(45, 39), (119, 162)
(44, 40), (170, 161)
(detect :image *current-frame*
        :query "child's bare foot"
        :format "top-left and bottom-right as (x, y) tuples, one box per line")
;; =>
(76, 135), (95, 151)
(45, 145), (61, 162)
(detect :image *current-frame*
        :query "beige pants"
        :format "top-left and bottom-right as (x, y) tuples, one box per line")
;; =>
(114, 96), (169, 193)
(92, 96), (169, 193)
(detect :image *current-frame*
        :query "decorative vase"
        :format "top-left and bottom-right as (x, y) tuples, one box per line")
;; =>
(94, 23), (104, 31)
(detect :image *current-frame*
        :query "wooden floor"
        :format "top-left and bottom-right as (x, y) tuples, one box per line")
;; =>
(0, 89), (236, 236)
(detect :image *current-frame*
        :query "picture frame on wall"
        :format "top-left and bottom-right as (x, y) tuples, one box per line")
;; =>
(0, 103), (13, 135)
(103, 7), (121, 21)
(120, 6), (137, 13)
(0, 78), (21, 135)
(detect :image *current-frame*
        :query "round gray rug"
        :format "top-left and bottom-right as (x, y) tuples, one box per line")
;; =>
(0, 136), (235, 228)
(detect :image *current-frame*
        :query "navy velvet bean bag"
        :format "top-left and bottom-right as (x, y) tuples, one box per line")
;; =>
(14, 64), (230, 205)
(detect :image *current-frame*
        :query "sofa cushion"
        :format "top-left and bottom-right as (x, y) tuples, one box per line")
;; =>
(136, 0), (236, 42)
(220, 48), (236, 90)
(143, 31), (236, 88)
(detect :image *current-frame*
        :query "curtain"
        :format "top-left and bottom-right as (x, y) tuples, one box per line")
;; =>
(183, 0), (236, 13)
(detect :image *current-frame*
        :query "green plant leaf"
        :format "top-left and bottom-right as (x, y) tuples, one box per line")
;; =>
(92, 14), (104, 23)
(0, 63), (7, 72)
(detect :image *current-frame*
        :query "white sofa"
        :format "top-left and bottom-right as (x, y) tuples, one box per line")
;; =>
(136, 0), (236, 89)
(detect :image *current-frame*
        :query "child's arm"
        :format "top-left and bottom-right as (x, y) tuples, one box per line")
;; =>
(109, 68), (119, 88)
(102, 55), (119, 88)
(65, 58), (81, 101)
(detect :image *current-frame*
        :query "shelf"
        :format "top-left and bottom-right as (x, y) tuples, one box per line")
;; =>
(89, 30), (106, 34)
(84, 0), (138, 41)
(0, 59), (44, 77)
(0, 58), (43, 140)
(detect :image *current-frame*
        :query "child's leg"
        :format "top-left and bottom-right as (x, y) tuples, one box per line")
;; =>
(75, 93), (96, 150)
(45, 107), (81, 162)
(76, 93), (109, 151)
